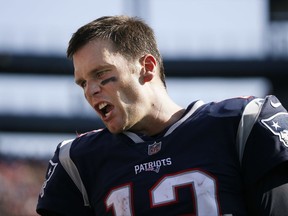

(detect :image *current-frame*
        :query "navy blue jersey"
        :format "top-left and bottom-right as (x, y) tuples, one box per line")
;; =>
(37, 95), (288, 216)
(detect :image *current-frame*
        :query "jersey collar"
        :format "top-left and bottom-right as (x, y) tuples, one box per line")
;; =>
(123, 100), (205, 143)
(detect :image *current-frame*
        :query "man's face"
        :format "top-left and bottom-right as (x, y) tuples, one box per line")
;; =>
(73, 40), (148, 134)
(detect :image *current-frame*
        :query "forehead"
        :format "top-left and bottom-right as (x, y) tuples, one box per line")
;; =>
(73, 40), (125, 74)
(73, 40), (114, 63)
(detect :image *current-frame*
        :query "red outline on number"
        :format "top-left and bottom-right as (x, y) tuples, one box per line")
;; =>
(149, 168), (221, 215)
(105, 182), (135, 216)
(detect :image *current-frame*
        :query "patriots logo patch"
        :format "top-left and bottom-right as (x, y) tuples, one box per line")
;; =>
(261, 112), (288, 147)
(40, 160), (58, 198)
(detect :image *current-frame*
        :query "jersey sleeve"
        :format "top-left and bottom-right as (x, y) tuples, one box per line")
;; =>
(241, 95), (288, 184)
(36, 141), (93, 216)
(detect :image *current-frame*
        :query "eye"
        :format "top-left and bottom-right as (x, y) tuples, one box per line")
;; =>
(79, 80), (86, 89)
(95, 70), (108, 79)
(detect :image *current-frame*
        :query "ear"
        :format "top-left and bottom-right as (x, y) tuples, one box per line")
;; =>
(140, 54), (157, 83)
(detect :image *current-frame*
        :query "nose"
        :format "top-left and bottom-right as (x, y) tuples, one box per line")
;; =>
(85, 80), (101, 99)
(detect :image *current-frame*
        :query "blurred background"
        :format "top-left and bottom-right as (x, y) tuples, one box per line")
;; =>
(0, 0), (288, 215)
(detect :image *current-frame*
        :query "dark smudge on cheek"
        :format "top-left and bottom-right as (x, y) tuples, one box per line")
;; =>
(100, 76), (117, 86)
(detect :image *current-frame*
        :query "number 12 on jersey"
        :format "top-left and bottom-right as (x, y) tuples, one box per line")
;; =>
(105, 169), (220, 216)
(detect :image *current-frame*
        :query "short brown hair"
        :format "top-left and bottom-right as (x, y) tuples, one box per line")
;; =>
(67, 15), (165, 86)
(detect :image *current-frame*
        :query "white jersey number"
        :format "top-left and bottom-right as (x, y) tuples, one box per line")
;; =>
(105, 170), (220, 216)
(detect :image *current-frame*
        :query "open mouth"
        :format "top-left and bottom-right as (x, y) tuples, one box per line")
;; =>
(98, 102), (114, 118)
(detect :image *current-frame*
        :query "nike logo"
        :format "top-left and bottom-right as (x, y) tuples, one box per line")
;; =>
(270, 101), (282, 108)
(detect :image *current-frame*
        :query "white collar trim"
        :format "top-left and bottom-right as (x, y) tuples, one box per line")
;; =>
(123, 100), (205, 143)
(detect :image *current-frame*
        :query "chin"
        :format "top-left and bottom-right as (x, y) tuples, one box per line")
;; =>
(106, 120), (131, 134)
(106, 125), (125, 134)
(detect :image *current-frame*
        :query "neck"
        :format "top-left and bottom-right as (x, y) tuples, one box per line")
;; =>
(130, 100), (185, 136)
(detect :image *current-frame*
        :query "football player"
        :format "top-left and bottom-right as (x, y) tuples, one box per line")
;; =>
(36, 15), (288, 216)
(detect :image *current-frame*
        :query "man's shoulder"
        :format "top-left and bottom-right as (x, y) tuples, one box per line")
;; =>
(200, 96), (256, 117)
(59, 128), (113, 156)
(76, 128), (106, 140)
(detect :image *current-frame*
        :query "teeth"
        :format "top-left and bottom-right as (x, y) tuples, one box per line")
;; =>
(98, 102), (108, 110)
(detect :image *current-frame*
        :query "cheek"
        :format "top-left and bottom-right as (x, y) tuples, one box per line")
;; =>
(118, 82), (141, 106)
(112, 74), (143, 111)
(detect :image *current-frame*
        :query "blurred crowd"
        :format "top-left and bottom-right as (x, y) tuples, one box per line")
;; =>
(0, 156), (47, 216)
